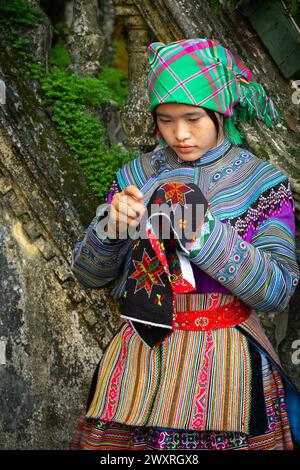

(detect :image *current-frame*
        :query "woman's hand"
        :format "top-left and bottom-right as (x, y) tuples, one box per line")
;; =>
(105, 185), (145, 238)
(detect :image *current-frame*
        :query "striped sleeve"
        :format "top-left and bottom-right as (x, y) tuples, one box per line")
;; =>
(70, 180), (133, 288)
(186, 188), (300, 313)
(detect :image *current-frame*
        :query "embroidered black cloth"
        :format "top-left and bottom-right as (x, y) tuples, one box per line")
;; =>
(120, 181), (208, 347)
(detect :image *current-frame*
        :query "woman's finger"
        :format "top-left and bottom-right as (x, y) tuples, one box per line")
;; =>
(124, 185), (144, 202)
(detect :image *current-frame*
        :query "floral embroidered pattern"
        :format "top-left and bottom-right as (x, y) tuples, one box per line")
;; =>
(160, 182), (193, 210)
(129, 247), (165, 297)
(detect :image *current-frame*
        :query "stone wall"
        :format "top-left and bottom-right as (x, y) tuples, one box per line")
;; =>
(0, 34), (121, 448)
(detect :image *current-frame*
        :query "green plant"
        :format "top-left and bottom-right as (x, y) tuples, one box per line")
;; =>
(0, 0), (42, 29)
(0, 0), (42, 52)
(49, 40), (71, 70)
(97, 65), (128, 109)
(0, 0), (136, 202)
(40, 66), (134, 200)
(288, 0), (299, 16)
(39, 66), (134, 200)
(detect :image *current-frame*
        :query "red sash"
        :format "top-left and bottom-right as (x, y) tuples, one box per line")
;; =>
(172, 298), (252, 331)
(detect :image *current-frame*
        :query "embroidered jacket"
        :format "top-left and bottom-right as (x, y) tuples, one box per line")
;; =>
(70, 138), (300, 433)
(70, 138), (299, 375)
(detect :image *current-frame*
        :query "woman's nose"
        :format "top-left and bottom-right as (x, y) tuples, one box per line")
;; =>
(174, 121), (191, 141)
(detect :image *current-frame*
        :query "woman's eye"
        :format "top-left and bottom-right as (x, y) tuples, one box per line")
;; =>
(158, 117), (200, 123)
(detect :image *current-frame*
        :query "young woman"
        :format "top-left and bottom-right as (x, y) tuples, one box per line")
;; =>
(69, 39), (300, 450)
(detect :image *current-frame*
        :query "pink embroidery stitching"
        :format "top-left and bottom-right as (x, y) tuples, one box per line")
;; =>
(104, 325), (132, 421)
(227, 182), (294, 238)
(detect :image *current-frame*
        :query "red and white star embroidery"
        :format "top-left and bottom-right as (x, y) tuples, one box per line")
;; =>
(129, 248), (165, 297)
(160, 182), (193, 210)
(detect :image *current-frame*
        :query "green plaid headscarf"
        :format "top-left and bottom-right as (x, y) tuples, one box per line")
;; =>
(147, 38), (283, 145)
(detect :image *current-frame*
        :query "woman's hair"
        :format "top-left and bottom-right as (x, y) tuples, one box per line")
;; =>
(153, 107), (224, 139)
(203, 108), (224, 140)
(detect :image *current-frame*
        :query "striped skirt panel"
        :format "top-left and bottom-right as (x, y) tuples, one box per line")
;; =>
(85, 321), (252, 433)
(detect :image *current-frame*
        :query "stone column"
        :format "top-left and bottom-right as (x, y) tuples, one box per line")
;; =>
(113, 0), (156, 152)
(66, 0), (105, 76)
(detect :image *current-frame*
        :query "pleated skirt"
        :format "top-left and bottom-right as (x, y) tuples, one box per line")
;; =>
(70, 321), (293, 451)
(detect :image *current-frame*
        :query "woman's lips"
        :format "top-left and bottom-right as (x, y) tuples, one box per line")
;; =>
(175, 146), (195, 153)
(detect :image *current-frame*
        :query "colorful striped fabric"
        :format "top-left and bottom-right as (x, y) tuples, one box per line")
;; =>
(70, 212), (133, 289)
(147, 39), (251, 115)
(70, 137), (299, 448)
(188, 202), (299, 313)
(174, 292), (235, 311)
(71, 138), (299, 314)
(147, 39), (282, 145)
(70, 328), (293, 450)
(70, 138), (299, 361)
(85, 322), (252, 432)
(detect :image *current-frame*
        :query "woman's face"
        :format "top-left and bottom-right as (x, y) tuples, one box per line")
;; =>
(155, 103), (225, 162)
